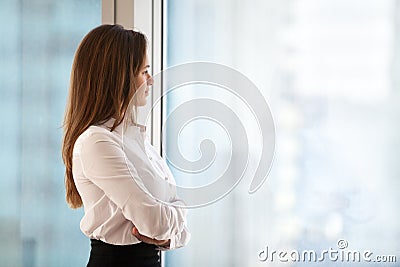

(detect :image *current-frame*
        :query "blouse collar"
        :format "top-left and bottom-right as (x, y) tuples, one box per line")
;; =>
(101, 117), (147, 139)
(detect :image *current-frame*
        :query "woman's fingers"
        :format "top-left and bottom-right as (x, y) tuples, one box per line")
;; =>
(131, 226), (170, 246)
(131, 226), (139, 236)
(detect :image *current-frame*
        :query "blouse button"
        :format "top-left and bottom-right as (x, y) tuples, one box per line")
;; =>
(164, 177), (168, 180)
(149, 156), (152, 160)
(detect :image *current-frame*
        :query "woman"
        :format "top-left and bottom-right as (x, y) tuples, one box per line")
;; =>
(62, 24), (190, 267)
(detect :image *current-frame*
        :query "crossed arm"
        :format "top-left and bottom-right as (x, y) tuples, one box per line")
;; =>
(78, 132), (190, 249)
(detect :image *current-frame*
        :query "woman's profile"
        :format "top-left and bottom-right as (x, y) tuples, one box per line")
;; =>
(62, 24), (190, 267)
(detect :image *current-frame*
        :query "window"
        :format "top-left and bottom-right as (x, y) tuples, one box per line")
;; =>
(2, 1), (399, 266)
(0, 1), (100, 266)
(163, 0), (400, 266)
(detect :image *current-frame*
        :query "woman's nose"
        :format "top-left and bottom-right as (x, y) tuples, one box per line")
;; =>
(147, 74), (154, 86)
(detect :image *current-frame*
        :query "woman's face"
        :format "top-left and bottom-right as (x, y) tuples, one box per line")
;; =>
(134, 54), (153, 106)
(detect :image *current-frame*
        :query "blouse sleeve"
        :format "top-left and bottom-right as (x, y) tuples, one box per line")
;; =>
(77, 131), (189, 249)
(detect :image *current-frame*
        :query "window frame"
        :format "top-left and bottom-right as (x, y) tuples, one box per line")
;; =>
(101, 0), (164, 153)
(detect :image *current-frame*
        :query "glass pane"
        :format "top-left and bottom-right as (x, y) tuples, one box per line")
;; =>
(164, 0), (400, 266)
(0, 1), (100, 266)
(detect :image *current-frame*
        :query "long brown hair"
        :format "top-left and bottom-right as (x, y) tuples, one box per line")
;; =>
(62, 24), (147, 208)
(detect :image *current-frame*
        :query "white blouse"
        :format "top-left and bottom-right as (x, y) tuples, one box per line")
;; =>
(72, 118), (190, 249)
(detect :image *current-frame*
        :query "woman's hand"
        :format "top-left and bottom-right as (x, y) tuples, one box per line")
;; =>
(132, 226), (170, 248)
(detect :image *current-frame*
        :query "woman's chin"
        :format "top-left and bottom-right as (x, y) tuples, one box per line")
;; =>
(137, 100), (147, 107)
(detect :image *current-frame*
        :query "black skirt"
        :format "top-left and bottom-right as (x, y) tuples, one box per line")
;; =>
(87, 239), (161, 267)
